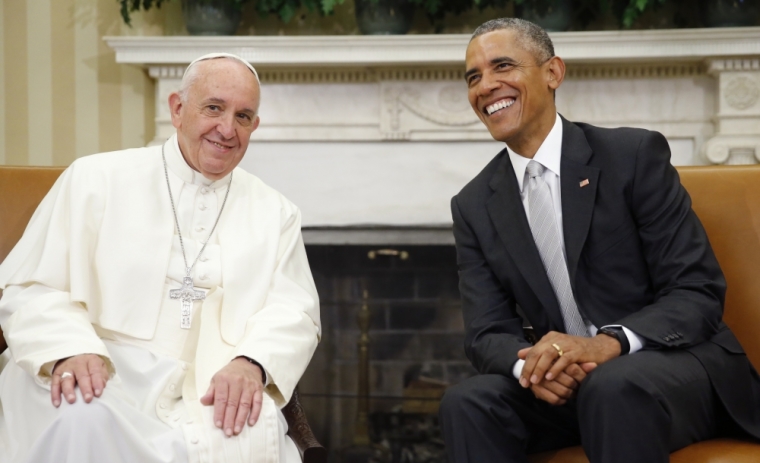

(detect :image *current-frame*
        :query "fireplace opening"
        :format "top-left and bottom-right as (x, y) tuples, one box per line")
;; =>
(297, 244), (475, 462)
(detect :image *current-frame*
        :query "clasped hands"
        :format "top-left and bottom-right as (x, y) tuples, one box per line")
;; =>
(51, 354), (264, 437)
(517, 331), (621, 405)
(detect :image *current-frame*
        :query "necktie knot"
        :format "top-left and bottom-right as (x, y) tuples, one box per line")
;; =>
(526, 160), (545, 179)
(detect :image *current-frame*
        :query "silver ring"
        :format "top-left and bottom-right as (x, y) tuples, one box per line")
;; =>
(60, 372), (73, 380)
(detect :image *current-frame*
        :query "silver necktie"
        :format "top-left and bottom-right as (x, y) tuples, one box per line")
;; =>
(525, 160), (590, 337)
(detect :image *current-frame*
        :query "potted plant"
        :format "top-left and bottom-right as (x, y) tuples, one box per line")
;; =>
(513, 0), (574, 31)
(351, 0), (477, 35)
(252, 0), (344, 24)
(352, 0), (416, 34)
(119, 0), (252, 35)
(617, 0), (758, 28)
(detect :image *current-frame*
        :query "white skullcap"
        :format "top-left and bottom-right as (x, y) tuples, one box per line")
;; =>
(186, 52), (259, 82)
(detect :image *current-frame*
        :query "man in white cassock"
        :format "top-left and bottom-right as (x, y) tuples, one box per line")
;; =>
(0, 53), (321, 463)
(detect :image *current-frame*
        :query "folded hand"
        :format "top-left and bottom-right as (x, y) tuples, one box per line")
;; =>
(517, 331), (620, 393)
(526, 362), (597, 405)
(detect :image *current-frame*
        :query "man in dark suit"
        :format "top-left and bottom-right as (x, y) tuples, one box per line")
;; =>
(439, 18), (760, 463)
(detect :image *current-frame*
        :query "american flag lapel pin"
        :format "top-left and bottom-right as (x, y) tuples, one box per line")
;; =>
(579, 179), (590, 188)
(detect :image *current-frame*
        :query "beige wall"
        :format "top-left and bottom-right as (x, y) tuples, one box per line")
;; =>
(0, 0), (159, 167)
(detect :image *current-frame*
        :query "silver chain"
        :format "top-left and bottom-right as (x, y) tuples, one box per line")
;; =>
(161, 143), (233, 277)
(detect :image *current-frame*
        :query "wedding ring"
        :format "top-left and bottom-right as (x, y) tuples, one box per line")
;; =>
(551, 343), (564, 357)
(60, 372), (73, 380)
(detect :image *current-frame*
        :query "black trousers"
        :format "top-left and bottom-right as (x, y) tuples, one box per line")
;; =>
(439, 350), (726, 463)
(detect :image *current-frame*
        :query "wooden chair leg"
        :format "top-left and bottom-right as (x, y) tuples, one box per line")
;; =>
(282, 387), (327, 463)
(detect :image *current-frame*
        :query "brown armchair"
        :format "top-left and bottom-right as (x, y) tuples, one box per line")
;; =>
(0, 166), (326, 463)
(528, 165), (760, 463)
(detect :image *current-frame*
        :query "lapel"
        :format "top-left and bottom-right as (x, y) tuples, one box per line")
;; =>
(486, 150), (565, 332)
(559, 116), (600, 287)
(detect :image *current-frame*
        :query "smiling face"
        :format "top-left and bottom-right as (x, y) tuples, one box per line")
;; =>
(169, 58), (261, 180)
(465, 29), (564, 157)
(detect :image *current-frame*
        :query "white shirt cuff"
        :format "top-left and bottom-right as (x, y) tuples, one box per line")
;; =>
(262, 366), (272, 387)
(621, 326), (645, 354)
(512, 359), (526, 379)
(599, 325), (645, 354)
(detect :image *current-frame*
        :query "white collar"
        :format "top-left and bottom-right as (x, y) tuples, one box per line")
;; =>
(164, 134), (231, 188)
(506, 113), (563, 192)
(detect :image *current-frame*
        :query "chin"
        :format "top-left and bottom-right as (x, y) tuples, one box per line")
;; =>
(199, 163), (228, 177)
(488, 128), (515, 144)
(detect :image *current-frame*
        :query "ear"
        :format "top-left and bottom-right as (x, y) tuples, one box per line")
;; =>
(545, 56), (566, 91)
(168, 92), (183, 130)
(250, 115), (261, 133)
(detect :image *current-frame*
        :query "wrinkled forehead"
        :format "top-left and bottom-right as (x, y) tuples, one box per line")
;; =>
(467, 30), (521, 56)
(188, 59), (261, 108)
(466, 29), (539, 70)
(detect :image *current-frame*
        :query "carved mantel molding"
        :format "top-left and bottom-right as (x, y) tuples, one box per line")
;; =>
(703, 58), (760, 165)
(107, 27), (760, 67)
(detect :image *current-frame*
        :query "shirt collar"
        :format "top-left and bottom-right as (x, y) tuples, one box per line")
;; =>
(506, 113), (563, 193)
(164, 134), (232, 188)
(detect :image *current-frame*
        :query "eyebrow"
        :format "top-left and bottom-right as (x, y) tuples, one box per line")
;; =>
(464, 56), (518, 81)
(202, 97), (255, 115)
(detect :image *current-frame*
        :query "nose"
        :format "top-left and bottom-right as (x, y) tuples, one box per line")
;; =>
(478, 71), (501, 96)
(216, 114), (236, 139)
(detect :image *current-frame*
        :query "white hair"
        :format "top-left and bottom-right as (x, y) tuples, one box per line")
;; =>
(178, 53), (260, 103)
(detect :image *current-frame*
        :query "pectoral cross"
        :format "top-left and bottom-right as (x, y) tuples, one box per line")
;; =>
(170, 275), (206, 329)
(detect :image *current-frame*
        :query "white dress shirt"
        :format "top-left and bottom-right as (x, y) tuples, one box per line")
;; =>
(510, 114), (645, 379)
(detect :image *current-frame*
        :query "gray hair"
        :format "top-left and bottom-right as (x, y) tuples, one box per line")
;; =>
(178, 53), (260, 103)
(471, 18), (555, 65)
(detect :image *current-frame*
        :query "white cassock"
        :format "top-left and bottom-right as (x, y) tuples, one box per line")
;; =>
(0, 135), (321, 463)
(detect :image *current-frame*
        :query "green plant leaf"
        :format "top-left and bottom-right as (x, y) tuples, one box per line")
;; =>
(321, 0), (345, 15)
(278, 2), (295, 22)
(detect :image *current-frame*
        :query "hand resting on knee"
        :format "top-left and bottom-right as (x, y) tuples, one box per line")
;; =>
(51, 354), (109, 407)
(200, 357), (265, 438)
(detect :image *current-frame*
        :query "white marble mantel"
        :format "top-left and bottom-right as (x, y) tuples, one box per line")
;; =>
(107, 28), (760, 65)
(106, 28), (760, 237)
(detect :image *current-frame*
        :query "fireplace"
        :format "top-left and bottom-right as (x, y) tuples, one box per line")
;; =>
(298, 244), (471, 462)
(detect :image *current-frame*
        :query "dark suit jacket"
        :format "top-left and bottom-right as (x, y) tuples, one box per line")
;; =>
(451, 116), (760, 437)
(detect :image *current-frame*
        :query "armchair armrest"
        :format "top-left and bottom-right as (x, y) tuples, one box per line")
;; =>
(282, 387), (327, 463)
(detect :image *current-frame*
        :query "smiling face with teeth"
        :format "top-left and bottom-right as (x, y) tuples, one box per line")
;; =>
(465, 29), (564, 157)
(169, 58), (261, 181)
